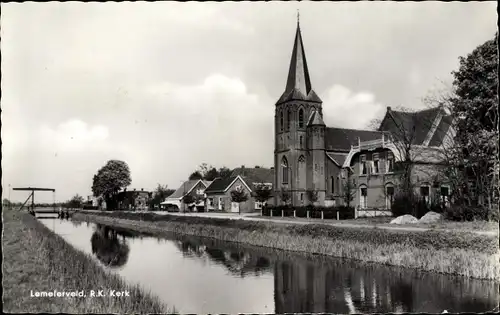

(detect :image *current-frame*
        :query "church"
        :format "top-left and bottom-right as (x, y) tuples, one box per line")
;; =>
(273, 19), (454, 211)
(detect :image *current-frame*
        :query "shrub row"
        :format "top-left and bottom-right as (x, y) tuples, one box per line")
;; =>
(444, 205), (499, 222)
(261, 205), (355, 220)
(390, 193), (499, 222)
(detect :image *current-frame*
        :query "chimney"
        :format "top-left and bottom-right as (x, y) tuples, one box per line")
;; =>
(387, 106), (392, 111)
(241, 165), (245, 169)
(133, 188), (136, 191)
(141, 188), (144, 191)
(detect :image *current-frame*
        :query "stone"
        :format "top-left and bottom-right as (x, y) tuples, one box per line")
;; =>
(418, 211), (443, 224)
(390, 214), (418, 224)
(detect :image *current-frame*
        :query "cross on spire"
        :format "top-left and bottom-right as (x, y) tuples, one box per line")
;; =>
(297, 9), (300, 25)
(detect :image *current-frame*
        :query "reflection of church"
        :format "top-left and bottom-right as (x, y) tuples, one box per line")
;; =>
(273, 259), (496, 313)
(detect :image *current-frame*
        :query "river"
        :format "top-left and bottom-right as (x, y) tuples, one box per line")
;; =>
(39, 218), (499, 314)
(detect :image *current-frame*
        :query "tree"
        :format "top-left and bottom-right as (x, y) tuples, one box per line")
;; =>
(218, 167), (233, 179)
(342, 178), (357, 208)
(306, 190), (318, 206)
(67, 194), (84, 209)
(448, 34), (498, 209)
(230, 189), (248, 215)
(254, 184), (273, 205)
(189, 171), (203, 180)
(182, 194), (196, 212)
(3, 199), (11, 209)
(204, 168), (219, 181)
(279, 188), (291, 206)
(92, 160), (132, 210)
(149, 184), (175, 209)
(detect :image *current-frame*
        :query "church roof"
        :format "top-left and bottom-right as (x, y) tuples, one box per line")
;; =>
(325, 128), (384, 152)
(326, 152), (347, 166)
(428, 114), (452, 146)
(276, 21), (322, 105)
(307, 109), (325, 126)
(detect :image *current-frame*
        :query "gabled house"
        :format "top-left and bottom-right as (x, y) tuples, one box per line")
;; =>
(204, 175), (254, 213)
(231, 166), (275, 209)
(161, 179), (211, 211)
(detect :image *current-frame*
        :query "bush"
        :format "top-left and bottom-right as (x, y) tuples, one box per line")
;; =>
(444, 205), (499, 222)
(391, 194), (429, 219)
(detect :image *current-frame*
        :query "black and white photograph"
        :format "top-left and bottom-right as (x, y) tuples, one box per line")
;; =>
(1, 1), (499, 314)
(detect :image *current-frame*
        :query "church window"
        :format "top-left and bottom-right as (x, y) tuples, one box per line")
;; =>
(299, 136), (303, 147)
(287, 109), (292, 130)
(280, 110), (284, 131)
(298, 108), (304, 128)
(331, 176), (335, 194)
(281, 157), (289, 184)
(440, 185), (450, 207)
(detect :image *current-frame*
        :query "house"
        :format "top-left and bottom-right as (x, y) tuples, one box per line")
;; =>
(204, 175), (254, 213)
(161, 179), (211, 211)
(273, 19), (454, 213)
(231, 166), (275, 209)
(115, 188), (151, 211)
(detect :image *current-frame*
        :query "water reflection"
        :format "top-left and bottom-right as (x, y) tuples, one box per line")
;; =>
(90, 225), (130, 268)
(78, 223), (498, 313)
(173, 238), (271, 277)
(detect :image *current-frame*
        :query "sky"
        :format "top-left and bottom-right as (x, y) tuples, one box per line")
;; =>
(1, 2), (497, 202)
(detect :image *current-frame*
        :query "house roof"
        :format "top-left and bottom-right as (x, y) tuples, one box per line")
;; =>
(166, 179), (207, 199)
(205, 175), (253, 194)
(428, 115), (452, 147)
(276, 21), (322, 105)
(205, 177), (238, 194)
(326, 152), (347, 166)
(230, 167), (274, 185)
(325, 127), (384, 152)
(379, 107), (442, 145)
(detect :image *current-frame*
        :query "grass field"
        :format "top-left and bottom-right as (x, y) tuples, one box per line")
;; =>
(75, 211), (500, 281)
(2, 209), (175, 313)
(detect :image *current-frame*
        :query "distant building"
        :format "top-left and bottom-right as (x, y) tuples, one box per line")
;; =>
(115, 188), (151, 211)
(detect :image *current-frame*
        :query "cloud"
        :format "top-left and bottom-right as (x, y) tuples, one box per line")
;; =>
(321, 85), (386, 129)
(39, 119), (110, 152)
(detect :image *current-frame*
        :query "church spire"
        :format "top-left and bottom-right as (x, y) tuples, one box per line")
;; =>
(276, 16), (322, 105)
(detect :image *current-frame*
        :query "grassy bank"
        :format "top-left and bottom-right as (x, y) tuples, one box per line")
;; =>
(75, 211), (500, 281)
(2, 209), (175, 313)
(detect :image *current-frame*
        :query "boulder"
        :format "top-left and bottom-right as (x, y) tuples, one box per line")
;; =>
(418, 211), (443, 224)
(390, 214), (418, 224)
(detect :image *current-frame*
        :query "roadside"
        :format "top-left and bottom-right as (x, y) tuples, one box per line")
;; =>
(2, 209), (174, 313)
(148, 211), (499, 237)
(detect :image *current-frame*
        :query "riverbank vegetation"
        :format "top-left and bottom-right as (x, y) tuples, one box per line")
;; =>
(75, 211), (500, 281)
(2, 209), (174, 313)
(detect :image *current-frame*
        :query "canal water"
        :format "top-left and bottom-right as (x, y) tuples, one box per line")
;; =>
(39, 218), (499, 314)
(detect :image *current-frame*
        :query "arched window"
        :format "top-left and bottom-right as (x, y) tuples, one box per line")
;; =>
(287, 109), (292, 130)
(298, 108), (304, 128)
(279, 110), (284, 131)
(281, 156), (289, 184)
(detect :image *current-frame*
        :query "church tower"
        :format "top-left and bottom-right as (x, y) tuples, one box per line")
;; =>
(274, 17), (323, 206)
